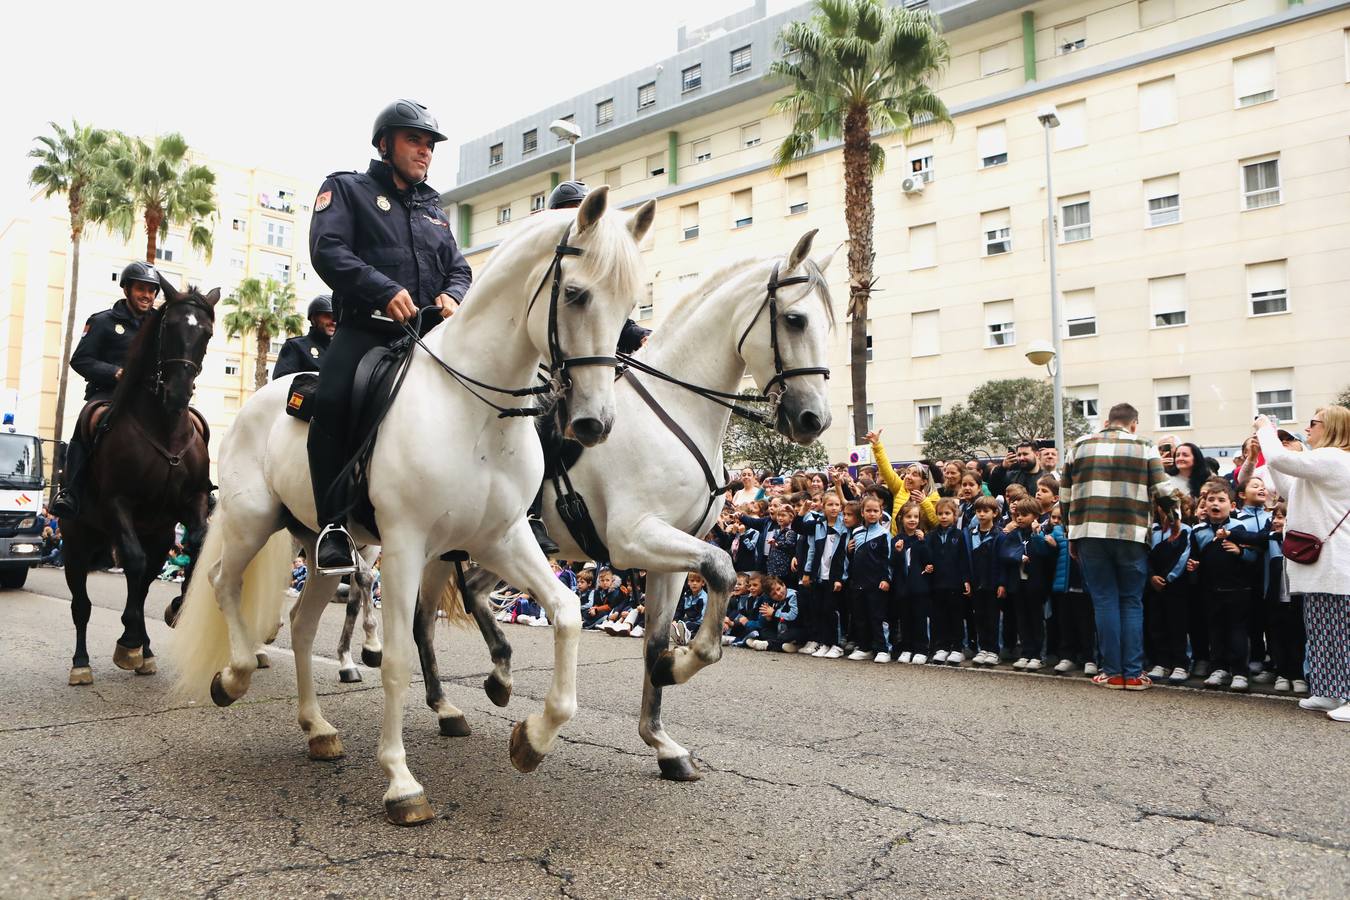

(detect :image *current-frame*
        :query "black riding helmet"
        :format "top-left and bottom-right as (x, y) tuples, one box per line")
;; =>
(306, 294), (334, 322)
(371, 99), (448, 150)
(119, 261), (161, 292)
(547, 180), (589, 210)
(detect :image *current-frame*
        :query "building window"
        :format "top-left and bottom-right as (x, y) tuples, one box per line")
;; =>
(786, 175), (808, 215)
(521, 130), (537, 155)
(981, 209), (1011, 256)
(647, 153), (666, 177)
(1247, 259), (1288, 316)
(984, 300), (1015, 347)
(731, 44), (752, 74)
(554, 115), (574, 142)
(155, 245), (175, 262)
(231, 217), (246, 232)
(604, 167), (622, 188)
(732, 189), (753, 229)
(229, 256), (245, 270)
(865, 320), (873, 362)
(980, 42), (1009, 77)
(1139, 0), (1175, 27)
(1234, 50), (1277, 107)
(1145, 174), (1181, 227)
(224, 358), (241, 376)
(741, 121), (761, 148)
(1069, 389), (1099, 424)
(637, 285), (655, 322)
(596, 98), (613, 125)
(489, 143), (503, 167)
(1242, 156), (1280, 209)
(264, 220), (290, 249)
(1253, 369), (1294, 423)
(1054, 100), (1087, 150)
(268, 338), (284, 355)
(637, 82), (656, 110)
(693, 138), (711, 163)
(497, 205), (511, 225)
(1156, 378), (1191, 429)
(271, 260), (291, 282)
(909, 223), (937, 269)
(1060, 196), (1091, 242)
(681, 64), (702, 92)
(916, 400), (942, 442)
(1149, 275), (1187, 328)
(907, 142), (933, 182)
(976, 121), (1007, 168)
(911, 309), (940, 357)
(1056, 20), (1086, 55)
(1064, 288), (1096, 338)
(848, 404), (876, 443)
(1138, 76), (1177, 130)
(680, 203), (699, 240)
(530, 192), (545, 214)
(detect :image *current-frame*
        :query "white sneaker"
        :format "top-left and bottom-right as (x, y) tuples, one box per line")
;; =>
(947, 651), (964, 665)
(747, 639), (769, 651)
(1293, 679), (1308, 695)
(721, 634), (735, 646)
(912, 654), (928, 665)
(531, 617), (550, 627)
(1168, 666), (1189, 685)
(614, 621), (632, 635)
(1053, 659), (1075, 674)
(897, 651), (913, 664)
(782, 642), (800, 654)
(1299, 695), (1341, 711)
(1147, 665), (1166, 679)
(1229, 675), (1249, 692)
(798, 642), (820, 655)
(933, 650), (949, 663)
(1203, 669), (1229, 688)
(823, 645), (845, 659)
(810, 644), (829, 657)
(1327, 704), (1350, 723)
(1025, 658), (1043, 671)
(1252, 670), (1275, 685)
(1083, 662), (1099, 677)
(630, 625), (644, 638)
(1012, 658), (1029, 670)
(874, 652), (892, 664)
(1273, 677), (1291, 692)
(846, 648), (871, 661)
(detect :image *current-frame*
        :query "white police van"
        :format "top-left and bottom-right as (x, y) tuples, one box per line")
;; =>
(0, 412), (46, 589)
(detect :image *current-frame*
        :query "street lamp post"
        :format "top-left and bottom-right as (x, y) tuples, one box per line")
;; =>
(1037, 105), (1065, 461)
(549, 118), (581, 181)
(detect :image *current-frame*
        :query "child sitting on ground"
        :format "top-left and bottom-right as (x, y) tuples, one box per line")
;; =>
(745, 576), (805, 652)
(672, 572), (707, 645)
(583, 567), (621, 629)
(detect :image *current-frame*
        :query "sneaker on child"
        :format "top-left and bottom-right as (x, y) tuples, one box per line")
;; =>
(1083, 661), (1099, 677)
(846, 648), (871, 661)
(933, 650), (949, 664)
(798, 642), (819, 655)
(1273, 677), (1291, 692)
(811, 644), (830, 658)
(1203, 670), (1229, 688)
(782, 642), (801, 654)
(823, 645), (845, 659)
(947, 651), (964, 666)
(1012, 658), (1029, 670)
(912, 653), (928, 665)
(1147, 665), (1166, 679)
(631, 625), (644, 638)
(1025, 658), (1043, 671)
(1228, 675), (1250, 692)
(1292, 679), (1308, 695)
(1299, 695), (1341, 711)
(747, 639), (770, 651)
(873, 652), (892, 664)
(1168, 667), (1189, 685)
(897, 651), (913, 664)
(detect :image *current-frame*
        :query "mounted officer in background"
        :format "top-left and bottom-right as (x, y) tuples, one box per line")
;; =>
(272, 294), (335, 380)
(50, 261), (160, 519)
(306, 99), (472, 575)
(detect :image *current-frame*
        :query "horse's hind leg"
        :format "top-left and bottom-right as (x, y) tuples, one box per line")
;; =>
(212, 507), (284, 704)
(62, 529), (99, 685)
(415, 560), (469, 737)
(290, 535), (344, 760)
(464, 565), (513, 706)
(357, 549), (383, 668)
(637, 571), (700, 781)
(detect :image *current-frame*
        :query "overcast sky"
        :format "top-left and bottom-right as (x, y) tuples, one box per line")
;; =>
(1, 0), (797, 218)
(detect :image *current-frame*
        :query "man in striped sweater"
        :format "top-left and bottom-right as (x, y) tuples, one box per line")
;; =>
(1060, 402), (1177, 690)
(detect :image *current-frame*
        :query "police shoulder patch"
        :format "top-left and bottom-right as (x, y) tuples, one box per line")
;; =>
(315, 190), (332, 212)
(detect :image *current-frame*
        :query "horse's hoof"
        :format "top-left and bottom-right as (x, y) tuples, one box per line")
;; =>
(112, 643), (144, 671)
(484, 673), (512, 708)
(658, 755), (702, 782)
(650, 650), (677, 688)
(68, 666), (93, 686)
(135, 657), (157, 676)
(338, 667), (362, 684)
(361, 648), (383, 668)
(255, 652), (270, 669)
(509, 721), (547, 773)
(384, 793), (435, 827)
(209, 672), (237, 707)
(439, 715), (471, 737)
(307, 733), (345, 761)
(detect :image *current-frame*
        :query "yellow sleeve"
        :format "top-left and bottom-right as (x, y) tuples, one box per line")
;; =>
(920, 491), (939, 531)
(871, 440), (905, 496)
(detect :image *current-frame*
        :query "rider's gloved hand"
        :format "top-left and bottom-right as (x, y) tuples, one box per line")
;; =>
(385, 288), (417, 323)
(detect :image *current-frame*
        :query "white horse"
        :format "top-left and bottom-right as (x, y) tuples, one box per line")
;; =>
(391, 229), (837, 777)
(172, 187), (655, 825)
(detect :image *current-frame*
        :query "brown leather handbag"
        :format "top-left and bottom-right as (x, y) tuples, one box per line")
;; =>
(1284, 508), (1350, 565)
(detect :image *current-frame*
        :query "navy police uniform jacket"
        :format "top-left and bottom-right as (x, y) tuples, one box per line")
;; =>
(272, 327), (331, 379)
(70, 299), (147, 400)
(309, 160), (472, 335)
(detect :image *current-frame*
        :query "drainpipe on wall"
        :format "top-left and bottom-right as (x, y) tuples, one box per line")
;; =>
(456, 204), (472, 248)
(550, 172), (560, 190)
(667, 131), (679, 185)
(1022, 11), (1037, 82)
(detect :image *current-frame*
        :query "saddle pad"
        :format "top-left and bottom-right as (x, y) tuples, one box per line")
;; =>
(283, 373), (320, 422)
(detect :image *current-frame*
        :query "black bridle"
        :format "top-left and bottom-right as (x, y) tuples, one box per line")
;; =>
(401, 223), (619, 417)
(149, 298), (215, 401)
(735, 261), (831, 396)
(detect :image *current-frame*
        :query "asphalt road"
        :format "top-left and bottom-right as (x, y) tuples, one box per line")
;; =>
(1, 566), (1346, 899)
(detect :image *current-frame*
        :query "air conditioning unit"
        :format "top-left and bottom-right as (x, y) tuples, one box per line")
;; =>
(901, 175), (926, 195)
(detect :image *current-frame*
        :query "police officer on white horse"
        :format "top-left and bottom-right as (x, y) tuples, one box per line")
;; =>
(50, 261), (161, 519)
(306, 99), (472, 575)
(272, 294), (335, 379)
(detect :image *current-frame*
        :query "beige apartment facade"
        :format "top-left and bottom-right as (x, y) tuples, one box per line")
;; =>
(0, 154), (325, 475)
(443, 0), (1350, 463)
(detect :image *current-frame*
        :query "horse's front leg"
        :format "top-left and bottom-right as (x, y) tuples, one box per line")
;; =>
(107, 501), (153, 671)
(62, 526), (99, 686)
(476, 521), (580, 773)
(636, 571), (700, 780)
(130, 532), (173, 676)
(463, 565), (514, 706)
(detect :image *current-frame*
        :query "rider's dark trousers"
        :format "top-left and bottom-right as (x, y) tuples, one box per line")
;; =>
(60, 389), (113, 501)
(309, 325), (398, 527)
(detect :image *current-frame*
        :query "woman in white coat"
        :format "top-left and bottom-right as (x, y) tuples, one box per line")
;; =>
(1255, 406), (1350, 722)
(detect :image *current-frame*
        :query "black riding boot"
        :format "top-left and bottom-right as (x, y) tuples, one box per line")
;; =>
(529, 489), (560, 557)
(50, 435), (88, 519)
(529, 408), (567, 556)
(308, 420), (356, 575)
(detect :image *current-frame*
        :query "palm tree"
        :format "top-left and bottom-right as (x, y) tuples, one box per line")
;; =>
(770, 0), (951, 443)
(96, 131), (217, 264)
(27, 120), (114, 457)
(222, 278), (305, 389)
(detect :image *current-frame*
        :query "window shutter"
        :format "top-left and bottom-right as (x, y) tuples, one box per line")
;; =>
(1148, 275), (1186, 326)
(1246, 260), (1286, 295)
(1054, 101), (1087, 150)
(909, 223), (936, 269)
(1138, 77), (1177, 130)
(1233, 50), (1276, 105)
(911, 310), (940, 357)
(976, 121), (1007, 165)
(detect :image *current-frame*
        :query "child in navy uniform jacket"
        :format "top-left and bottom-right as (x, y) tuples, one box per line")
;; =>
(1147, 503), (1192, 684)
(796, 491), (849, 658)
(765, 504), (801, 583)
(892, 501), (932, 664)
(1262, 503), (1304, 693)
(997, 498), (1046, 670)
(674, 572), (707, 638)
(745, 576), (805, 652)
(967, 496), (1003, 666)
(1187, 482), (1253, 691)
(846, 494), (895, 662)
(1234, 476), (1273, 678)
(925, 498), (973, 665)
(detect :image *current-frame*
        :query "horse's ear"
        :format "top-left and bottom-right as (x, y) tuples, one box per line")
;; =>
(787, 229), (819, 272)
(575, 184), (609, 235)
(203, 288), (222, 307)
(626, 199), (656, 244)
(159, 275), (180, 304)
(814, 241), (844, 274)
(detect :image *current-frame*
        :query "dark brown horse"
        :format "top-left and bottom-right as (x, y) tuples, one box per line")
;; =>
(61, 280), (218, 685)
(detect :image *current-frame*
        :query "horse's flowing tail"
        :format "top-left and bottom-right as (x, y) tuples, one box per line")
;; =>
(433, 566), (477, 630)
(171, 522), (294, 701)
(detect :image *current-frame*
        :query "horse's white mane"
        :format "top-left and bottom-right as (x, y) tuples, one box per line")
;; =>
(666, 252), (835, 325)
